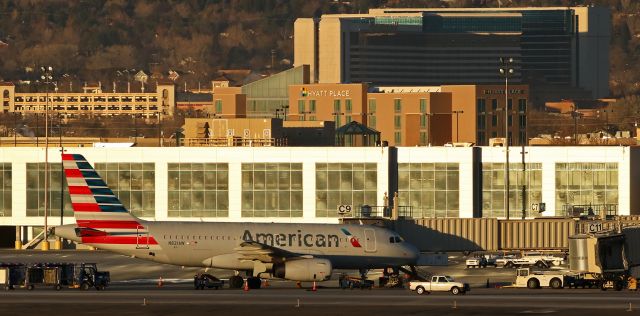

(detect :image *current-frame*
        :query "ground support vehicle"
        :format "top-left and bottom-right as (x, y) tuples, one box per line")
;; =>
(194, 273), (224, 290)
(497, 252), (564, 269)
(339, 274), (374, 290)
(514, 268), (565, 289)
(0, 264), (26, 291)
(2, 263), (109, 291)
(408, 276), (469, 295)
(69, 263), (110, 290)
(466, 257), (487, 269)
(25, 264), (64, 291)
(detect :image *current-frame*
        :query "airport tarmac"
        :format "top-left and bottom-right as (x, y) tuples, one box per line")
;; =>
(0, 250), (525, 286)
(1, 250), (636, 315)
(0, 286), (639, 316)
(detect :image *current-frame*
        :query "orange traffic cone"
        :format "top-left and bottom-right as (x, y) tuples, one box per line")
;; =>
(243, 279), (249, 292)
(311, 281), (317, 292)
(157, 277), (164, 288)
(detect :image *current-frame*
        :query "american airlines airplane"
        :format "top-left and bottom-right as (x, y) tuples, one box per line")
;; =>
(53, 154), (420, 288)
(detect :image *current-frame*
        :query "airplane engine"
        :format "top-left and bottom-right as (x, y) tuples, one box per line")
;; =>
(273, 258), (332, 282)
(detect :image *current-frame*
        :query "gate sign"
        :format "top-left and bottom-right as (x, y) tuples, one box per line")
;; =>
(587, 222), (604, 233)
(337, 205), (352, 215)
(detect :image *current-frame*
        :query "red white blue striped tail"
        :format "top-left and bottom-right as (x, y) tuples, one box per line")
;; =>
(62, 154), (158, 247)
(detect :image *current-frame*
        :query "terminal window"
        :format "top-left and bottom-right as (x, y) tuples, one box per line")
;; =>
(0, 163), (10, 217)
(555, 163), (618, 216)
(95, 163), (156, 217)
(242, 163), (302, 217)
(481, 163), (542, 218)
(398, 163), (459, 218)
(168, 163), (228, 218)
(315, 163), (377, 218)
(26, 163), (72, 217)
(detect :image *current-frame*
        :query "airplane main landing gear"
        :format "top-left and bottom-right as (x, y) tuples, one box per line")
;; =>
(229, 275), (244, 289)
(247, 277), (261, 289)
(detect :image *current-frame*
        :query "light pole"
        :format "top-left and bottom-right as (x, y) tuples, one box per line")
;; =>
(499, 57), (514, 220)
(40, 66), (53, 251)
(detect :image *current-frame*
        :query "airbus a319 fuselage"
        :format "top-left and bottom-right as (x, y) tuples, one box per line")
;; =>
(53, 154), (419, 282)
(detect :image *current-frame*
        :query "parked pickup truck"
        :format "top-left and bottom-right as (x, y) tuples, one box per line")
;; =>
(408, 275), (470, 295)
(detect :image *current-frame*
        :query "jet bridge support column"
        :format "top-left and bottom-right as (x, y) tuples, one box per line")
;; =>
(15, 226), (22, 250)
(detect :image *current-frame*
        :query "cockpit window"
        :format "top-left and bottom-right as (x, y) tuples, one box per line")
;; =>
(389, 237), (395, 243)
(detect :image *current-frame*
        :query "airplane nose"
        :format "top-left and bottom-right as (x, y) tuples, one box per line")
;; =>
(404, 243), (420, 264)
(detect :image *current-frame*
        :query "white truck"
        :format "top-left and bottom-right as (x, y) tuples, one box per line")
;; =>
(497, 252), (564, 269)
(408, 275), (470, 295)
(514, 268), (565, 289)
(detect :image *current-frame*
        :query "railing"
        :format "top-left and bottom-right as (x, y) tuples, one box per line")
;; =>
(183, 137), (288, 147)
(346, 205), (413, 219)
(562, 204), (617, 220)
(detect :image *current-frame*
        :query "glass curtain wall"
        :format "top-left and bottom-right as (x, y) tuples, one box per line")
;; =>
(555, 163), (618, 216)
(242, 163), (303, 217)
(26, 163), (72, 217)
(398, 163), (459, 218)
(0, 163), (10, 216)
(315, 163), (377, 217)
(242, 66), (308, 117)
(95, 163), (155, 217)
(168, 163), (229, 217)
(482, 163), (542, 218)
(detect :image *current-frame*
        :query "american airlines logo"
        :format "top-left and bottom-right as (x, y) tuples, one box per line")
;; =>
(340, 228), (362, 248)
(242, 230), (341, 248)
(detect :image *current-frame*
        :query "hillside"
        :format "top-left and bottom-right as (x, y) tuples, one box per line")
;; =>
(0, 0), (637, 100)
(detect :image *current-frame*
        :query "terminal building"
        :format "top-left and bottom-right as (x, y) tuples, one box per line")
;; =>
(294, 6), (610, 99)
(0, 146), (637, 244)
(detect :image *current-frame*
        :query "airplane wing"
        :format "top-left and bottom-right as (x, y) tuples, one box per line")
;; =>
(234, 241), (312, 263)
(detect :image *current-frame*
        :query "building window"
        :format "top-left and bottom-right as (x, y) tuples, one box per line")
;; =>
(482, 163), (542, 219)
(477, 99), (486, 113)
(394, 99), (402, 113)
(298, 100), (305, 113)
(242, 163), (302, 217)
(398, 163), (459, 218)
(95, 163), (156, 217)
(555, 163), (618, 217)
(345, 99), (352, 113)
(309, 100), (317, 113)
(345, 115), (352, 123)
(477, 131), (486, 146)
(420, 99), (427, 113)
(420, 115), (427, 129)
(0, 163), (11, 217)
(370, 116), (376, 129)
(168, 163), (228, 217)
(518, 99), (527, 113)
(315, 163), (377, 218)
(508, 115), (513, 127)
(394, 131), (401, 144)
(335, 115), (341, 128)
(394, 115), (401, 129)
(419, 132), (427, 145)
(26, 163), (72, 217)
(491, 99), (498, 127)
(368, 99), (376, 113)
(333, 100), (341, 112)
(215, 100), (222, 113)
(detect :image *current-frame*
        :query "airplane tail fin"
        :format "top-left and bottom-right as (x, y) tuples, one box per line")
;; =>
(62, 153), (143, 230)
